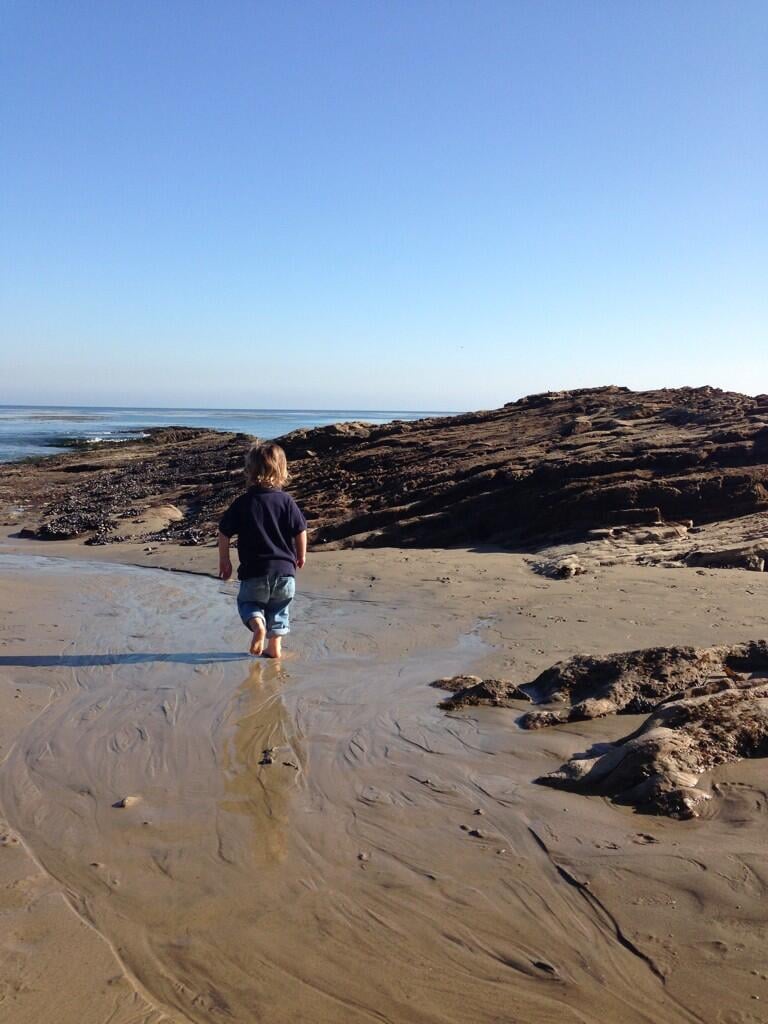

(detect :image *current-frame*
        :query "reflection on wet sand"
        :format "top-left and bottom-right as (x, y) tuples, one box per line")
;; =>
(219, 659), (302, 864)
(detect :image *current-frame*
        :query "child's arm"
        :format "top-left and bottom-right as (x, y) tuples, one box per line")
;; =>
(218, 531), (233, 580)
(294, 530), (307, 569)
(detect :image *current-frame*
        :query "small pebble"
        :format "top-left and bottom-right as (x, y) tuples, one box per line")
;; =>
(113, 796), (140, 808)
(358, 852), (370, 862)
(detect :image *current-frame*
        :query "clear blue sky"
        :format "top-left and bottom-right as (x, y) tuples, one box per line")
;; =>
(2, 0), (766, 409)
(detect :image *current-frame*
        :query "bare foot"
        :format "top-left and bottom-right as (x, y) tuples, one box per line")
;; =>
(264, 636), (282, 659)
(249, 617), (266, 656)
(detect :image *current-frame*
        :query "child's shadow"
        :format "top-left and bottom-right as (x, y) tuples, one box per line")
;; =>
(0, 652), (249, 668)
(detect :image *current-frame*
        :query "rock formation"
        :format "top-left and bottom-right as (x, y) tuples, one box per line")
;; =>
(3, 385), (768, 550)
(436, 642), (768, 818)
(539, 685), (768, 818)
(431, 675), (530, 709)
(436, 642), (768, 725)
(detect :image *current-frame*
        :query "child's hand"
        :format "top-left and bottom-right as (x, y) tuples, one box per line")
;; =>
(294, 530), (307, 570)
(218, 558), (232, 580)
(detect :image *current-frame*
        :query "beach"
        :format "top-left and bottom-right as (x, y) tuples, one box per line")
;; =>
(1, 527), (768, 1023)
(2, 388), (768, 1022)
(4, 0), (763, 1014)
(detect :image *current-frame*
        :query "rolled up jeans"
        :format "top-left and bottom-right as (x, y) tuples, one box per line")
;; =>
(237, 575), (296, 637)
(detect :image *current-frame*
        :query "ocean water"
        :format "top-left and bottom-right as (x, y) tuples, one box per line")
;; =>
(0, 406), (451, 463)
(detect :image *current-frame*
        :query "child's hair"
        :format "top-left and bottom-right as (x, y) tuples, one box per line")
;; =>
(245, 442), (289, 488)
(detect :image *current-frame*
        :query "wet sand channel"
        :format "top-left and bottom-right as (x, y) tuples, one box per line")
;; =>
(1, 552), (767, 1023)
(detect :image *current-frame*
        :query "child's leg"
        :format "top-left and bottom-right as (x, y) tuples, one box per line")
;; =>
(248, 614), (266, 656)
(265, 634), (282, 659)
(263, 576), (295, 659)
(237, 577), (271, 656)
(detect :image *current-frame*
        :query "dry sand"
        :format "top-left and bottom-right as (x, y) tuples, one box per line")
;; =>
(1, 533), (768, 1023)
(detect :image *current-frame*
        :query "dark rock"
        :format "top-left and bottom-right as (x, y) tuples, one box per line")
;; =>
(434, 676), (531, 709)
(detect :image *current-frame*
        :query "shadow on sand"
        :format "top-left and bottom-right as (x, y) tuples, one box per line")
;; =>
(0, 652), (249, 668)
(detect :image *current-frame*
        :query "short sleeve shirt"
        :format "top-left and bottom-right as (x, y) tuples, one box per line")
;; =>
(219, 487), (307, 580)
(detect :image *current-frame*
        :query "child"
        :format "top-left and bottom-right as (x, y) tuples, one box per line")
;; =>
(218, 442), (307, 658)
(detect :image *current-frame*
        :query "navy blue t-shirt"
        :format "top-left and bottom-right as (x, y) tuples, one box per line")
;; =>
(218, 487), (307, 580)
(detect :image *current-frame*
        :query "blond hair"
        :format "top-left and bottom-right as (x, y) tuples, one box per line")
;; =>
(245, 442), (289, 488)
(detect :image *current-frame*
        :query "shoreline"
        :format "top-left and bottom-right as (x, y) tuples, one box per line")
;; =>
(0, 406), (452, 466)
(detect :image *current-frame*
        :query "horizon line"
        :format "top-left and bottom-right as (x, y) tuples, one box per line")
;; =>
(0, 403), (462, 414)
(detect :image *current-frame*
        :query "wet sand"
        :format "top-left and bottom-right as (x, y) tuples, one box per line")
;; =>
(1, 542), (768, 1023)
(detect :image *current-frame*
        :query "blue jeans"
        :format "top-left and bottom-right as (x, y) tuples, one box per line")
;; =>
(237, 575), (296, 637)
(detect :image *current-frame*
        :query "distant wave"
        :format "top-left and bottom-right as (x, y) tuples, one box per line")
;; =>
(0, 413), (103, 422)
(0, 406), (453, 464)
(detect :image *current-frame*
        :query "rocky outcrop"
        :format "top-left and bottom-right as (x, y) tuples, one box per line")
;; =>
(435, 642), (768, 725)
(684, 542), (768, 572)
(288, 385), (768, 550)
(539, 685), (768, 818)
(431, 675), (531, 709)
(0, 427), (248, 544)
(517, 644), (768, 727)
(4, 385), (768, 549)
(436, 643), (768, 818)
